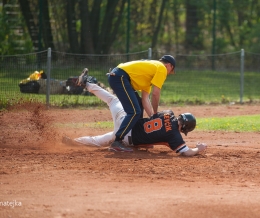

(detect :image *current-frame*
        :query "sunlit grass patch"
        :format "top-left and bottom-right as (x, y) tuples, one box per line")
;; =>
(56, 115), (260, 133)
(196, 115), (260, 132)
(56, 121), (113, 129)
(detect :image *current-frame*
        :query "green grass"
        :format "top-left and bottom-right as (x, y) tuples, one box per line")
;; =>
(55, 121), (113, 129)
(196, 114), (260, 132)
(55, 115), (260, 132)
(1, 68), (260, 108)
(161, 70), (260, 104)
(0, 92), (107, 109)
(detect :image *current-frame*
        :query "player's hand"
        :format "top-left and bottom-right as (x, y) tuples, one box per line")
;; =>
(106, 68), (115, 76)
(149, 113), (158, 119)
(196, 142), (207, 152)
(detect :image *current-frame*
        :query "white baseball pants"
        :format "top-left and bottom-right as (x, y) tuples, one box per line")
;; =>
(74, 83), (132, 147)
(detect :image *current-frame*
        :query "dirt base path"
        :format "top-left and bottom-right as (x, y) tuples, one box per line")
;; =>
(1, 104), (260, 217)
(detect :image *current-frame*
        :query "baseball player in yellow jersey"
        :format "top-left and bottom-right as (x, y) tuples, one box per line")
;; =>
(107, 55), (176, 152)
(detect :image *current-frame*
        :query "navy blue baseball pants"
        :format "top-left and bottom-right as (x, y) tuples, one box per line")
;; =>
(108, 67), (142, 141)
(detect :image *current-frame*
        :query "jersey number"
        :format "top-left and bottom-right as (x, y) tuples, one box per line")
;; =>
(144, 118), (163, 133)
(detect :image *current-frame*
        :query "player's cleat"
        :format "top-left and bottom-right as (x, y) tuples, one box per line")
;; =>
(109, 141), (133, 152)
(77, 68), (89, 86)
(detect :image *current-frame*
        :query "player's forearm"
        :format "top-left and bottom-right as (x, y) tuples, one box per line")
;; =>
(151, 93), (160, 114)
(151, 86), (161, 114)
(182, 148), (199, 157)
(182, 142), (207, 157)
(142, 97), (153, 117)
(141, 91), (154, 117)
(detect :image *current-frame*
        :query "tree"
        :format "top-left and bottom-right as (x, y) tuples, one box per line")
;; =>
(65, 0), (127, 54)
(18, 0), (54, 51)
(4, 0), (260, 55)
(92, 0), (127, 54)
(172, 0), (181, 54)
(18, 0), (40, 50)
(79, 0), (94, 54)
(184, 0), (203, 52)
(41, 0), (54, 50)
(151, 0), (167, 50)
(66, 0), (79, 53)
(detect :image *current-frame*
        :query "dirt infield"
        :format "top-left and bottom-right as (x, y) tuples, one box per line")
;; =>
(1, 104), (260, 218)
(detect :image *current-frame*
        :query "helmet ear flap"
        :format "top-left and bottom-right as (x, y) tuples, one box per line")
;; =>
(177, 115), (186, 135)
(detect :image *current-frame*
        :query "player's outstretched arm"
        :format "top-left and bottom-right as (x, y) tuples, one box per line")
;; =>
(182, 142), (207, 157)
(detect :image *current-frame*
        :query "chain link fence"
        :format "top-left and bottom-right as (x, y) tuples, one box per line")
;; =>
(0, 49), (259, 108)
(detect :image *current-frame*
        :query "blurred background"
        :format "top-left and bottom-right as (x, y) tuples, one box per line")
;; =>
(1, 0), (260, 55)
(0, 0), (259, 107)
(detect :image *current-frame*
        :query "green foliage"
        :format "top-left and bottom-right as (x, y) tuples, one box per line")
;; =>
(2, 0), (260, 54)
(0, 7), (11, 55)
(248, 24), (260, 52)
(0, 3), (33, 55)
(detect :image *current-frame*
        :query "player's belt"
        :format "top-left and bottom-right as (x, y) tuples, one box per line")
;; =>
(128, 136), (133, 145)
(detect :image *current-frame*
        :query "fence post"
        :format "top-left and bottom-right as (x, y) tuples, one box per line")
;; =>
(46, 47), (51, 108)
(240, 49), (244, 104)
(148, 48), (152, 60)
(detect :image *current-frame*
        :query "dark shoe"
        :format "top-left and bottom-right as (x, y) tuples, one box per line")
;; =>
(85, 75), (97, 84)
(109, 141), (133, 152)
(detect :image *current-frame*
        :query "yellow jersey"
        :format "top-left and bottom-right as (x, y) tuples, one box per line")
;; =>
(117, 60), (167, 93)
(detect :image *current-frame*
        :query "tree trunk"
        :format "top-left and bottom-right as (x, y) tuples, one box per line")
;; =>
(18, 0), (40, 51)
(103, 0), (127, 53)
(151, 0), (167, 49)
(148, 0), (157, 39)
(96, 0), (121, 53)
(173, 0), (180, 53)
(66, 0), (79, 53)
(185, 0), (200, 52)
(79, 0), (94, 54)
(42, 0), (55, 50)
(218, 1), (236, 48)
(90, 0), (102, 49)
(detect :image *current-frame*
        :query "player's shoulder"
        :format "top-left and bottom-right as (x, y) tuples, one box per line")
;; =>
(136, 59), (162, 66)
